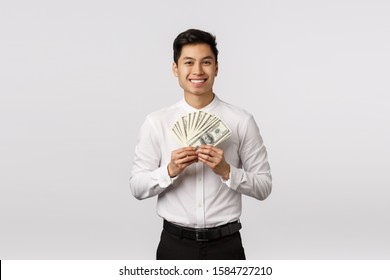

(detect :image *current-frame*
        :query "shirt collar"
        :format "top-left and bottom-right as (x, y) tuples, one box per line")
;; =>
(179, 94), (220, 113)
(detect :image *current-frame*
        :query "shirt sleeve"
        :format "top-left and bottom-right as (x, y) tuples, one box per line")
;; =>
(129, 117), (175, 200)
(224, 115), (272, 200)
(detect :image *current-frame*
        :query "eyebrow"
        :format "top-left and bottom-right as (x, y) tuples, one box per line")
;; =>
(182, 56), (215, 61)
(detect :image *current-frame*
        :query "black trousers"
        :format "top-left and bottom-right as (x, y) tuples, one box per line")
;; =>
(156, 229), (246, 260)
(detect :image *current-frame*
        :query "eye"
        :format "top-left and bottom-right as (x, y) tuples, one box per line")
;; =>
(184, 61), (193, 65)
(203, 60), (212, 65)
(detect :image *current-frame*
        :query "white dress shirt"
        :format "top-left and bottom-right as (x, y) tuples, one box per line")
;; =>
(130, 95), (272, 228)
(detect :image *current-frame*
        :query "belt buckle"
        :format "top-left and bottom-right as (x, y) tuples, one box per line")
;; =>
(195, 229), (209, 241)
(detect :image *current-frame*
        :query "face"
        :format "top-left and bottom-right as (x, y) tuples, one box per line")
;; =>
(201, 133), (214, 144)
(173, 43), (218, 99)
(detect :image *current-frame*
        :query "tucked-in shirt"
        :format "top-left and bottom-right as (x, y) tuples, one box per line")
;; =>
(130, 95), (272, 228)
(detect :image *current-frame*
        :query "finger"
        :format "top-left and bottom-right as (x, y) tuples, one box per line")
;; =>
(180, 146), (197, 152)
(197, 157), (209, 164)
(197, 148), (218, 158)
(173, 146), (195, 155)
(197, 145), (222, 155)
(184, 158), (199, 165)
(176, 155), (198, 164)
(198, 156), (216, 168)
(196, 146), (211, 155)
(197, 152), (218, 163)
(178, 152), (198, 160)
(199, 144), (212, 149)
(197, 144), (210, 151)
(179, 158), (199, 169)
(206, 145), (223, 155)
(173, 150), (197, 161)
(176, 148), (197, 157)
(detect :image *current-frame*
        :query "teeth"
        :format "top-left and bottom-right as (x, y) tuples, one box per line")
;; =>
(191, 79), (205, 83)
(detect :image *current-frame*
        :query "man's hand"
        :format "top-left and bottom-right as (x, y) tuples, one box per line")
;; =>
(196, 145), (230, 180)
(168, 147), (198, 178)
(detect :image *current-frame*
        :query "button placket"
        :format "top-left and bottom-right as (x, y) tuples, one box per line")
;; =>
(195, 162), (205, 227)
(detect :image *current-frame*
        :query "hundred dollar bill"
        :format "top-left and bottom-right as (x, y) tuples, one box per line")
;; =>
(171, 111), (232, 147)
(186, 119), (231, 148)
(171, 126), (184, 146)
(188, 112), (195, 139)
(181, 115), (189, 140)
(193, 111), (205, 133)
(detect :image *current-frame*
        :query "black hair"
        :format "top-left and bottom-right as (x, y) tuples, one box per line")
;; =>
(173, 29), (218, 64)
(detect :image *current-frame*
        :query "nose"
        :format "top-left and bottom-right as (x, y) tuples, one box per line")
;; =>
(192, 62), (204, 75)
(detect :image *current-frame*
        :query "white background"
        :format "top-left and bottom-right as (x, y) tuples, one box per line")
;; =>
(1, 0), (389, 259)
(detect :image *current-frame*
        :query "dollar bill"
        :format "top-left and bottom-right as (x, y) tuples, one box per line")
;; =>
(171, 111), (231, 148)
(171, 125), (184, 145)
(187, 119), (231, 148)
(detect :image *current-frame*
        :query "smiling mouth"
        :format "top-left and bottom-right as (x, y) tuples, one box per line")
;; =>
(190, 79), (207, 84)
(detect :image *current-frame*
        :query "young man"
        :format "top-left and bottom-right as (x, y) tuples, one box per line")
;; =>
(130, 29), (272, 260)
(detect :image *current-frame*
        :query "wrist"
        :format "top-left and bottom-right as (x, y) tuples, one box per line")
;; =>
(167, 163), (177, 178)
(222, 164), (230, 180)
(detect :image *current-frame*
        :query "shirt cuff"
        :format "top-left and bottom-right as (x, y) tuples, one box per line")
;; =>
(221, 165), (243, 191)
(156, 164), (178, 189)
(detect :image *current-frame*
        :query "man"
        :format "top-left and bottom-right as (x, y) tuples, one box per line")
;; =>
(130, 29), (272, 260)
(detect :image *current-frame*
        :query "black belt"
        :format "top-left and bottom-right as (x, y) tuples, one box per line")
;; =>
(163, 220), (242, 242)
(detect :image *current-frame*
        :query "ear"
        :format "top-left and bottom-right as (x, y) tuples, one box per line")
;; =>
(215, 62), (219, 77)
(172, 62), (178, 77)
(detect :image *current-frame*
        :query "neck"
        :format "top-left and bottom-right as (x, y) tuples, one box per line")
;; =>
(184, 92), (215, 109)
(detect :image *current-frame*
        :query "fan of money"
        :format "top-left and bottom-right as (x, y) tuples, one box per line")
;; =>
(171, 111), (231, 148)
